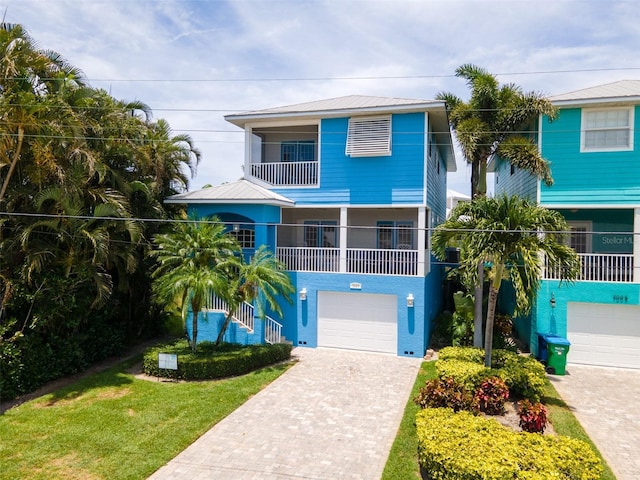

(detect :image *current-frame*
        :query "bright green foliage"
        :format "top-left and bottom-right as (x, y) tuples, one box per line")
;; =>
(416, 408), (603, 480)
(142, 339), (292, 380)
(439, 346), (484, 363)
(436, 347), (546, 401)
(436, 64), (557, 198)
(432, 194), (581, 367)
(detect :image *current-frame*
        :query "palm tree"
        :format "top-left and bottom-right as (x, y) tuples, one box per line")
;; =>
(151, 217), (240, 352)
(436, 64), (558, 198)
(214, 245), (295, 345)
(432, 195), (580, 366)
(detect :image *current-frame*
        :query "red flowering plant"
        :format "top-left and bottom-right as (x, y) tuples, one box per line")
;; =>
(518, 399), (548, 433)
(475, 376), (510, 415)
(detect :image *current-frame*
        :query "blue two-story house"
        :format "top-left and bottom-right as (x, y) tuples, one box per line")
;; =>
(493, 80), (640, 369)
(166, 95), (456, 357)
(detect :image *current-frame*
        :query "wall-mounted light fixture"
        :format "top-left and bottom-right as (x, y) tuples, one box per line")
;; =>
(233, 223), (240, 232)
(550, 293), (556, 309)
(407, 293), (414, 307)
(300, 288), (307, 301)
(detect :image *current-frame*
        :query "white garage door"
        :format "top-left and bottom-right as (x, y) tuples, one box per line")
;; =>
(317, 291), (398, 354)
(567, 302), (640, 369)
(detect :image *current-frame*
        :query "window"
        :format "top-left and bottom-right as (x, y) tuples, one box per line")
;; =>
(581, 107), (634, 152)
(377, 221), (414, 249)
(568, 221), (592, 254)
(304, 221), (337, 247)
(281, 140), (315, 162)
(230, 228), (255, 249)
(345, 115), (391, 157)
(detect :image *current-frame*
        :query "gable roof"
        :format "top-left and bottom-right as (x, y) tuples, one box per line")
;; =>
(164, 179), (295, 206)
(551, 80), (640, 106)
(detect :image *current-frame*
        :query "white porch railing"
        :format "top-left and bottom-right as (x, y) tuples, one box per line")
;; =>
(347, 248), (418, 276)
(250, 161), (318, 186)
(277, 247), (340, 272)
(543, 253), (634, 283)
(205, 294), (255, 332)
(276, 246), (419, 276)
(264, 316), (283, 344)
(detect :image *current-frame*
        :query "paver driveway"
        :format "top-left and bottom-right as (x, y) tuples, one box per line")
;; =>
(148, 347), (422, 480)
(549, 364), (640, 480)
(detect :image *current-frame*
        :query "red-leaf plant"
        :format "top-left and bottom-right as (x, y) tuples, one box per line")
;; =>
(518, 399), (548, 433)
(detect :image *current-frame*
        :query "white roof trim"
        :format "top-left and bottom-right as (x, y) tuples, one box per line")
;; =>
(164, 179), (295, 207)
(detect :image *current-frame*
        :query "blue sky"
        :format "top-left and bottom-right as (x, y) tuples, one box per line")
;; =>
(3, 0), (640, 194)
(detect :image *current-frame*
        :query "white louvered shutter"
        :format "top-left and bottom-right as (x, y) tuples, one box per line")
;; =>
(345, 115), (391, 157)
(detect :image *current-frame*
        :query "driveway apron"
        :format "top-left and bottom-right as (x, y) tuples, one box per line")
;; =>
(148, 347), (422, 480)
(549, 365), (640, 480)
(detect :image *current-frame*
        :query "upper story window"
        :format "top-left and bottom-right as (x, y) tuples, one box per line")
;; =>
(581, 107), (634, 152)
(346, 115), (391, 157)
(281, 140), (316, 162)
(304, 221), (337, 247)
(567, 221), (592, 254)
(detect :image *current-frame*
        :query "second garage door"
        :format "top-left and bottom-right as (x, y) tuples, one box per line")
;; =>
(317, 291), (398, 354)
(567, 302), (640, 369)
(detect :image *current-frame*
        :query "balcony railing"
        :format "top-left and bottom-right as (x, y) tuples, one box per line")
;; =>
(250, 161), (318, 186)
(277, 247), (339, 272)
(543, 253), (634, 283)
(276, 246), (419, 276)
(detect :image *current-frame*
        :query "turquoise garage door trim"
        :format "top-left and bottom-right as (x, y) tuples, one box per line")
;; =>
(567, 302), (640, 369)
(317, 291), (398, 354)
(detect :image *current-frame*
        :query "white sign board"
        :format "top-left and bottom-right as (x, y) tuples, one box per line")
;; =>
(158, 353), (178, 370)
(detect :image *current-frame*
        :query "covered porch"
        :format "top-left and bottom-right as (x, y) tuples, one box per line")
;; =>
(276, 206), (430, 277)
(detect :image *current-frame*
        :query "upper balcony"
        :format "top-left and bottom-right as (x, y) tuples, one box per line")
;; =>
(246, 124), (319, 187)
(543, 253), (636, 283)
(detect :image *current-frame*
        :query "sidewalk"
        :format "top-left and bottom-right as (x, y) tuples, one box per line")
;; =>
(148, 347), (422, 479)
(549, 364), (640, 480)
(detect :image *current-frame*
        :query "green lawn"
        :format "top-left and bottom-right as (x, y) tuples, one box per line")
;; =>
(382, 361), (616, 480)
(0, 357), (291, 480)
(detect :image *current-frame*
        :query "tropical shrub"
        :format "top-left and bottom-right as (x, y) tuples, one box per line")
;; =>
(475, 376), (509, 415)
(436, 347), (546, 401)
(413, 377), (479, 413)
(142, 339), (292, 380)
(416, 408), (603, 480)
(518, 400), (548, 433)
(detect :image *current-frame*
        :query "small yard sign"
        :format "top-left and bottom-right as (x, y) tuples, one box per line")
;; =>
(158, 353), (178, 370)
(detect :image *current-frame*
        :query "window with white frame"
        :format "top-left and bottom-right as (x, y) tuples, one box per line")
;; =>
(581, 107), (634, 152)
(281, 140), (315, 162)
(567, 221), (592, 254)
(230, 227), (255, 249)
(345, 115), (391, 157)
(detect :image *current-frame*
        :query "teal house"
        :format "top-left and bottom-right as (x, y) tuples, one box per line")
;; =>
(493, 80), (640, 369)
(166, 95), (456, 357)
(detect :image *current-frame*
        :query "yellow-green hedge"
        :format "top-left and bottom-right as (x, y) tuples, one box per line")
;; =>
(416, 408), (602, 480)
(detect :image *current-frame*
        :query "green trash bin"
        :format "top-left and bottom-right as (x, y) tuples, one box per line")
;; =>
(545, 335), (571, 375)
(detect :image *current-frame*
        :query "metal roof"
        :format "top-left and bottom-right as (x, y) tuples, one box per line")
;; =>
(551, 80), (640, 105)
(164, 179), (295, 206)
(226, 95), (444, 120)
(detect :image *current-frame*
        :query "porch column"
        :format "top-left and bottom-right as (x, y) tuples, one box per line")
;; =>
(634, 208), (640, 283)
(340, 207), (348, 273)
(418, 207), (426, 276)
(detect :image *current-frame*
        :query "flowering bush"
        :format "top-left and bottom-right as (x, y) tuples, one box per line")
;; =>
(518, 400), (548, 433)
(475, 376), (510, 415)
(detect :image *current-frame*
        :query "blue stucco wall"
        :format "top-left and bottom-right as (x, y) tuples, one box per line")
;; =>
(274, 112), (427, 205)
(540, 106), (640, 205)
(277, 271), (438, 357)
(186, 310), (262, 345)
(527, 280), (640, 353)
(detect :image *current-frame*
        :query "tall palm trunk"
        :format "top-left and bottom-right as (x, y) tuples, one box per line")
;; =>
(215, 310), (235, 346)
(484, 263), (504, 367)
(0, 125), (24, 202)
(190, 299), (201, 353)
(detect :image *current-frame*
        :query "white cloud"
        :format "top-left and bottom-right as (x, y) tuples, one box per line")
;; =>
(3, 0), (640, 193)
